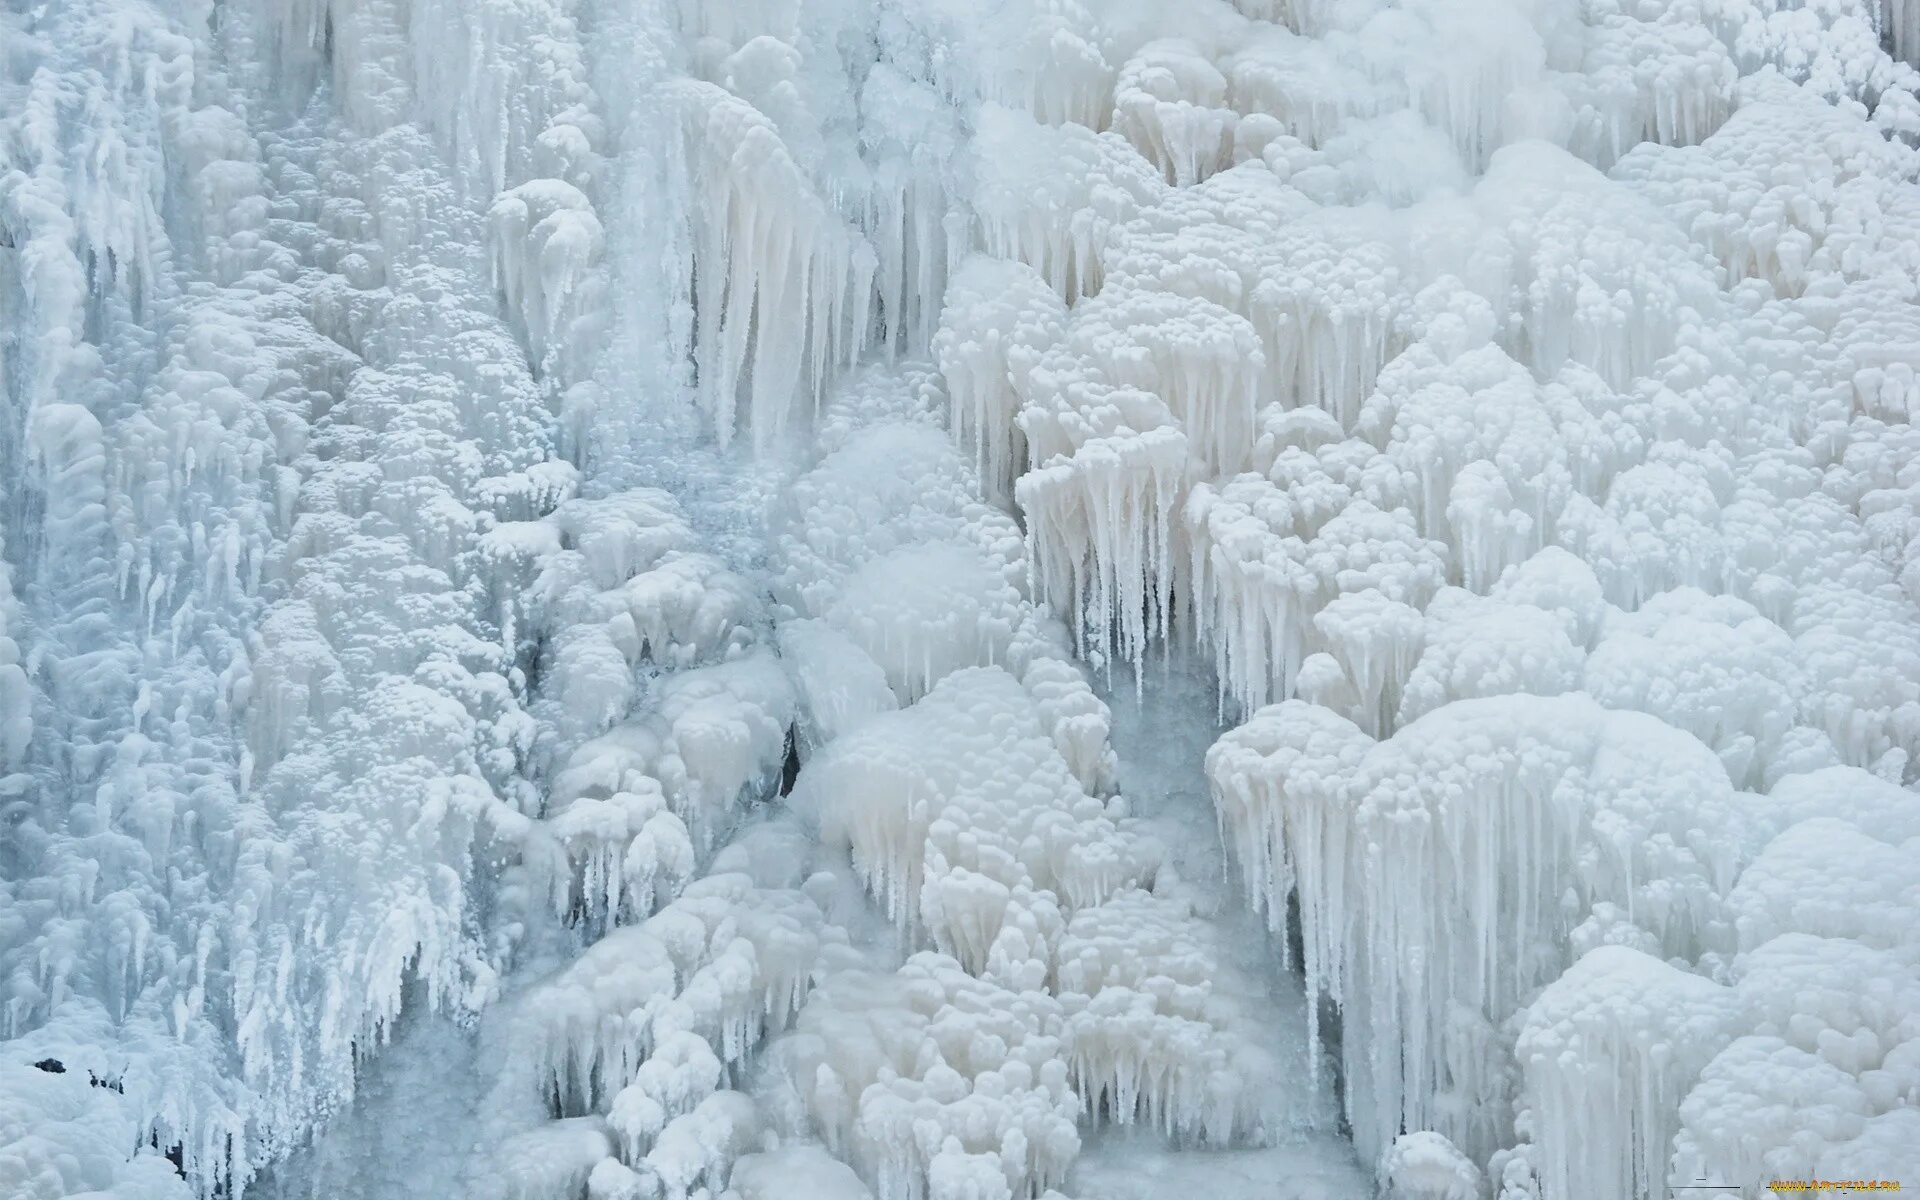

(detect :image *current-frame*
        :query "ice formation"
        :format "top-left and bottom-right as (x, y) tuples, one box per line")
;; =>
(4, 0), (1919, 1198)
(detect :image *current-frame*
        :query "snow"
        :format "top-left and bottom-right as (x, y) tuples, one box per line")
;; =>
(5, 0), (1920, 1197)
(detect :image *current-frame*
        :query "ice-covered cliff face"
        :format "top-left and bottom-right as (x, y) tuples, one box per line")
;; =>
(3, 1), (1919, 1198)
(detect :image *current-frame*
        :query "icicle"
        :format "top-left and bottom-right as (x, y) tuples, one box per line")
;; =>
(1516, 948), (1741, 1200)
(669, 82), (875, 452)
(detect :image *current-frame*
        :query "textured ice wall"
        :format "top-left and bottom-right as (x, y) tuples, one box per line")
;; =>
(4, 0), (1919, 1198)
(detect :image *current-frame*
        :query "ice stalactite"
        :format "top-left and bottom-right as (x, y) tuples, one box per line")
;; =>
(1360, 0), (1550, 172)
(755, 358), (1319, 1199)
(1353, 293), (1585, 590)
(1558, 2), (1738, 169)
(1515, 947), (1744, 1200)
(796, 667), (1156, 935)
(1054, 889), (1285, 1145)
(1017, 416), (1187, 674)
(491, 179), (607, 381)
(775, 955), (1084, 1200)
(470, 831), (841, 1200)
(1248, 215), (1408, 431)
(1185, 464), (1446, 716)
(773, 369), (1116, 796)
(463, 463), (827, 1197)
(483, 486), (763, 740)
(1056, 289), (1264, 476)
(669, 81), (876, 452)
(945, 38), (1920, 1187)
(969, 105), (1168, 306)
(11, 0), (1920, 1196)
(1206, 695), (1746, 1165)
(1888, 0), (1920, 66)
(547, 649), (796, 862)
(933, 256), (1065, 507)
(1228, 26), (1389, 150)
(777, 618), (900, 757)
(1468, 143), (1724, 392)
(3, 0), (626, 1182)
(1512, 792), (1920, 1198)
(528, 878), (830, 1120)
(225, 100), (562, 1157)
(859, 46), (971, 365)
(1613, 71), (1920, 296)
(2, 2), (375, 1192)
(475, 481), (787, 937)
(1112, 40), (1239, 189)
(1005, 252), (1278, 670)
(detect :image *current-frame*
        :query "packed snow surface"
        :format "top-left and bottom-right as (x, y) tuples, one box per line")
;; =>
(3, 0), (1919, 1198)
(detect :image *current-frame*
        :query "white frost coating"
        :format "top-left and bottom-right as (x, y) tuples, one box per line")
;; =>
(729, 1145), (875, 1200)
(527, 877), (829, 1117)
(1615, 74), (1920, 294)
(1583, 588), (1803, 789)
(13, 0), (1920, 1194)
(1725, 819), (1920, 957)
(1365, 550), (1602, 742)
(1664, 931), (1920, 1189)
(1736, 934), (1920, 1102)
(1379, 1131), (1485, 1200)
(1054, 889), (1282, 1145)
(1671, 1036), (1877, 1194)
(793, 667), (1156, 937)
(1516, 947), (1742, 1200)
(646, 1089), (762, 1198)
(777, 619), (900, 754)
(969, 104), (1168, 304)
(825, 542), (1022, 704)
(607, 1031), (723, 1162)
(0, 1054), (198, 1200)
(490, 1117), (617, 1200)
(1640, 767), (1920, 1191)
(777, 418), (1026, 623)
(1393, 587), (1585, 727)
(549, 649), (796, 861)
(1207, 694), (1745, 1164)
(1227, 24), (1388, 147)
(771, 955), (1082, 1200)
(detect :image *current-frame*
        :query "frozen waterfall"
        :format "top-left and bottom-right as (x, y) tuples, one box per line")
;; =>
(4, 1), (1920, 1198)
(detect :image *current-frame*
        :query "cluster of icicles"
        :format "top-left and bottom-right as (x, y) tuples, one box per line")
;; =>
(6, 0), (1920, 1198)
